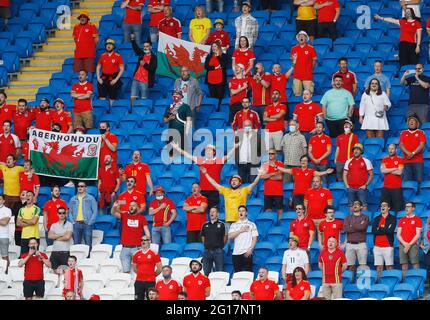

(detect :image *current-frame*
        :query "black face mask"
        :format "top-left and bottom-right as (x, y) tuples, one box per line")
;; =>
(40, 106), (48, 111)
(52, 128), (60, 133)
(99, 129), (107, 135)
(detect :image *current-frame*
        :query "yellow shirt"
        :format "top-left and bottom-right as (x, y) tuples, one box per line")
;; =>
(297, 5), (316, 20)
(0, 164), (24, 196)
(219, 186), (251, 223)
(189, 17), (212, 44)
(76, 195), (84, 222)
(18, 205), (41, 239)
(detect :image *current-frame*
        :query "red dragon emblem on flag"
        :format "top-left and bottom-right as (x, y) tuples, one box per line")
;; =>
(165, 44), (208, 78)
(42, 141), (85, 171)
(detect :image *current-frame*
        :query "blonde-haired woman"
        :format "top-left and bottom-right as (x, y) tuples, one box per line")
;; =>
(189, 6), (212, 44)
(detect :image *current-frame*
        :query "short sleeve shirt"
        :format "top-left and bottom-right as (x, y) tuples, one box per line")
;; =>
(184, 194), (208, 232)
(320, 88), (355, 121)
(399, 19), (422, 43)
(51, 221), (73, 251)
(399, 129), (426, 164)
(149, 197), (176, 227)
(293, 101), (322, 132)
(264, 103), (286, 132)
(250, 279), (279, 300)
(98, 52), (124, 75)
(286, 280), (311, 300)
(132, 249), (161, 281)
(382, 156), (403, 189)
(158, 17), (182, 38)
(315, 0), (340, 23)
(0, 133), (21, 162)
(319, 219), (344, 247)
(290, 216), (315, 249)
(156, 279), (182, 300)
(196, 157), (224, 191)
(120, 212), (148, 246)
(309, 134), (332, 165)
(335, 133), (359, 163)
(228, 219), (258, 255)
(189, 17), (212, 44)
(318, 248), (346, 284)
(123, 0), (144, 24)
(398, 215), (422, 244)
(124, 162), (151, 194)
(72, 81), (93, 113)
(21, 252), (48, 281)
(291, 44), (317, 81)
(149, 0), (170, 27)
(219, 186), (251, 222)
(182, 273), (210, 300)
(405, 75), (430, 105)
(304, 187), (333, 220)
(51, 111), (72, 134)
(73, 22), (98, 58)
(344, 156), (373, 189)
(232, 49), (255, 70)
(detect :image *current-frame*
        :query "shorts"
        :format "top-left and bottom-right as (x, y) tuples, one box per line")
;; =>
(322, 283), (342, 300)
(0, 238), (9, 257)
(49, 251), (70, 270)
(345, 242), (368, 266)
(292, 79), (314, 96)
(98, 78), (122, 100)
(74, 110), (93, 129)
(399, 243), (420, 265)
(131, 80), (149, 99)
(373, 246), (394, 266)
(265, 130), (284, 151)
(23, 280), (45, 299)
(73, 58), (95, 73)
(347, 188), (368, 207)
(296, 19), (317, 37)
(264, 195), (284, 211)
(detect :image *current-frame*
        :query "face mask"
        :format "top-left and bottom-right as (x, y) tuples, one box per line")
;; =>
(344, 127), (351, 134)
(173, 96), (181, 103)
(76, 131), (84, 135)
(40, 106), (48, 111)
(52, 128), (60, 133)
(99, 129), (107, 135)
(156, 195), (164, 201)
(144, 49), (151, 54)
(244, 126), (252, 133)
(289, 125), (296, 133)
(162, 273), (170, 279)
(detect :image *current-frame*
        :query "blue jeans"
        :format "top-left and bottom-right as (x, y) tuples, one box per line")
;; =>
(45, 230), (53, 247)
(149, 27), (159, 44)
(206, 0), (224, 12)
(202, 248), (224, 275)
(131, 80), (149, 99)
(403, 163), (423, 183)
(120, 246), (139, 273)
(348, 188), (368, 207)
(123, 23), (142, 47)
(73, 222), (93, 252)
(151, 226), (171, 246)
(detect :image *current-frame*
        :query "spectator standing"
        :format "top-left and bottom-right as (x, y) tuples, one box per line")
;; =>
(364, 60), (391, 97)
(68, 181), (97, 251)
(120, 0), (144, 46)
(249, 62), (271, 123)
(400, 0), (422, 20)
(43, 186), (68, 247)
(158, 5), (182, 39)
(71, 70), (94, 130)
(34, 98), (53, 132)
(427, 18), (430, 61)
(0, 121), (20, 162)
(359, 78), (391, 138)
(264, 90), (287, 153)
(294, 0), (317, 43)
(18, 238), (51, 300)
(0, 93), (14, 136)
(123, 150), (154, 196)
(250, 266), (280, 300)
(0, 154), (24, 208)
(117, 176), (146, 214)
(293, 89), (323, 139)
(11, 190), (27, 246)
(314, 0), (340, 40)
(381, 144), (404, 212)
(343, 143), (374, 213)
(334, 120), (358, 182)
(228, 205), (259, 272)
(204, 41), (227, 107)
(182, 260), (211, 300)
(321, 75), (355, 138)
(374, 9), (422, 67)
(332, 57), (357, 97)
(19, 160), (40, 200)
(289, 203), (315, 252)
(372, 201), (396, 281)
(48, 207), (73, 275)
(232, 36), (255, 76)
(420, 213), (430, 287)
(285, 266), (311, 300)
(183, 183), (208, 243)
(232, 97), (261, 132)
(72, 11), (98, 73)
(148, 186), (177, 245)
(397, 201), (422, 279)
(132, 235), (163, 300)
(261, 148), (284, 220)
(112, 201), (150, 273)
(201, 207), (227, 275)
(16, 191), (40, 255)
(291, 31), (317, 96)
(400, 64), (430, 124)
(99, 121), (118, 169)
(206, 0), (223, 13)
(280, 119), (307, 182)
(62, 256), (83, 299)
(269, 58), (296, 114)
(308, 122), (332, 183)
(281, 235), (310, 284)
(234, 1), (258, 49)
(318, 236), (347, 300)
(13, 99), (35, 141)
(0, 0), (10, 25)
(399, 114), (426, 183)
(229, 64), (250, 124)
(52, 98), (73, 134)
(0, 194), (11, 272)
(156, 265), (182, 300)
(318, 205), (343, 249)
(148, 0), (170, 43)
(189, 6), (212, 44)
(206, 19), (230, 53)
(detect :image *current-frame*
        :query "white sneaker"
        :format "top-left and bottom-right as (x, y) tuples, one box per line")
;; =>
(64, 181), (75, 187)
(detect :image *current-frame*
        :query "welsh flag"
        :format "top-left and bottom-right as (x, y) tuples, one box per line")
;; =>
(156, 32), (211, 79)
(29, 129), (101, 180)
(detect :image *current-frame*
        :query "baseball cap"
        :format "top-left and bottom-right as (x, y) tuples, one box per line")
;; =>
(172, 90), (184, 97)
(289, 235), (299, 243)
(154, 186), (165, 193)
(296, 30), (310, 41)
(53, 98), (64, 105)
(105, 38), (116, 47)
(242, 1), (251, 8)
(353, 143), (364, 152)
(344, 119), (354, 128)
(214, 18), (224, 26)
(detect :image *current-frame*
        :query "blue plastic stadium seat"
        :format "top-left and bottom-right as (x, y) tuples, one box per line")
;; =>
(182, 242), (205, 259)
(94, 215), (118, 234)
(367, 284), (390, 299)
(402, 181), (418, 198)
(253, 241), (276, 267)
(343, 284), (363, 300)
(160, 243), (183, 263)
(103, 229), (121, 247)
(379, 269), (403, 295)
(265, 255), (283, 273)
(405, 269), (427, 298)
(393, 283), (415, 300)
(255, 212), (278, 238)
(266, 226), (288, 244)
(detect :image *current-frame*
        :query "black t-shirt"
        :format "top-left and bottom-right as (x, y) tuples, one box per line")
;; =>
(200, 220), (226, 250)
(406, 74), (430, 105)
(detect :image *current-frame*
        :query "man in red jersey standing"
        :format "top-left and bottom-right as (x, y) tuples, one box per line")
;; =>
(308, 122), (332, 183)
(183, 260), (211, 300)
(123, 150), (154, 196)
(183, 183), (208, 243)
(72, 11), (98, 73)
(71, 70), (94, 130)
(156, 265), (182, 300)
(0, 92), (15, 134)
(319, 205), (343, 250)
(42, 185), (68, 247)
(13, 99), (34, 141)
(34, 98), (53, 131)
(148, 0), (171, 43)
(291, 31), (317, 96)
(264, 90), (287, 153)
(117, 176), (146, 214)
(380, 144), (404, 212)
(334, 120), (358, 182)
(52, 99), (73, 134)
(293, 89), (323, 140)
(98, 154), (120, 211)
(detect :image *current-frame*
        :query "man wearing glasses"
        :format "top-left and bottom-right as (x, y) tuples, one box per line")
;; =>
(117, 176), (146, 214)
(68, 181), (97, 252)
(289, 204), (315, 254)
(132, 236), (162, 300)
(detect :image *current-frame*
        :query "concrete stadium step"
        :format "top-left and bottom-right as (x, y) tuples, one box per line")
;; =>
(18, 73), (52, 81)
(70, 15), (102, 23)
(79, 1), (114, 9)
(73, 7), (112, 15)
(9, 80), (50, 88)
(47, 38), (75, 45)
(42, 44), (75, 52)
(6, 88), (39, 96)
(7, 95), (35, 103)
(34, 51), (74, 58)
(55, 30), (73, 38)
(21, 66), (62, 73)
(30, 58), (65, 67)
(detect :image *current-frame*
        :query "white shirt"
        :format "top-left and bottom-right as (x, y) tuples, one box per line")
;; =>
(239, 133), (252, 164)
(229, 219), (259, 255)
(282, 248), (309, 274)
(0, 205), (12, 238)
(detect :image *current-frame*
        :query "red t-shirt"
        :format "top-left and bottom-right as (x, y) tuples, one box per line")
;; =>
(117, 189), (146, 212)
(382, 156), (403, 189)
(374, 215), (391, 247)
(304, 187), (333, 219)
(185, 194), (208, 231)
(293, 101), (322, 132)
(98, 166), (119, 193)
(332, 70), (357, 95)
(120, 212), (148, 247)
(72, 81), (93, 113)
(183, 273), (210, 300)
(22, 141), (29, 160)
(73, 22), (98, 58)
(427, 18), (430, 31)
(250, 73), (272, 106)
(13, 110), (34, 140)
(100, 132), (119, 168)
(286, 280), (311, 300)
(309, 134), (331, 165)
(262, 160), (284, 196)
(232, 49), (255, 70)
(207, 55), (223, 85)
(19, 171), (40, 194)
(132, 249), (161, 282)
(98, 52), (124, 75)
(250, 279), (279, 300)
(34, 108), (54, 131)
(229, 76), (249, 105)
(158, 17), (182, 38)
(156, 279), (182, 300)
(0, 133), (20, 162)
(149, 197), (176, 227)
(400, 129), (426, 164)
(398, 215), (422, 244)
(232, 109), (261, 131)
(399, 19), (422, 43)
(344, 156), (373, 189)
(149, 0), (170, 27)
(124, 162), (151, 194)
(0, 103), (15, 134)
(290, 216), (315, 249)
(291, 44), (316, 81)
(196, 157), (224, 191)
(270, 73), (288, 103)
(123, 0), (144, 24)
(318, 248), (346, 284)
(43, 198), (69, 231)
(21, 252), (48, 281)
(292, 167), (315, 195)
(335, 133), (359, 163)
(315, 0), (340, 23)
(319, 219), (343, 247)
(52, 110), (72, 134)
(0, 0), (10, 7)
(134, 54), (152, 83)
(206, 30), (230, 47)
(264, 103), (286, 132)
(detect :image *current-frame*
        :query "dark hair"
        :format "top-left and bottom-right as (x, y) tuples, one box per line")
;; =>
(338, 57), (348, 64)
(148, 287), (158, 294)
(162, 265), (172, 271)
(300, 155), (309, 162)
(69, 255), (77, 262)
(333, 74), (343, 81)
(51, 185), (60, 192)
(259, 266), (269, 272)
(24, 159), (32, 165)
(79, 70), (88, 75)
(6, 154), (16, 161)
(238, 205), (248, 212)
(57, 206), (68, 224)
(353, 200), (363, 206)
(365, 78), (382, 96)
(405, 201), (415, 208)
(238, 36), (249, 49)
(0, 92), (7, 98)
(374, 60), (383, 65)
(209, 206), (218, 212)
(28, 237), (38, 243)
(231, 290), (242, 296)
(380, 201), (390, 207)
(291, 267), (308, 288)
(295, 203), (305, 210)
(315, 121), (324, 128)
(210, 41), (222, 53)
(242, 97), (251, 103)
(191, 182), (200, 187)
(2, 120), (12, 126)
(0, 194), (4, 200)
(26, 190), (35, 196)
(17, 98), (28, 105)
(99, 121), (110, 129)
(324, 205), (335, 214)
(403, 7), (416, 20)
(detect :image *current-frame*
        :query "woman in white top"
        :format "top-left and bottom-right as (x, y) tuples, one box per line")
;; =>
(359, 78), (391, 138)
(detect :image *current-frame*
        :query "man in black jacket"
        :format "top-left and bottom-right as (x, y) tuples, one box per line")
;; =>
(130, 34), (158, 108)
(372, 201), (396, 281)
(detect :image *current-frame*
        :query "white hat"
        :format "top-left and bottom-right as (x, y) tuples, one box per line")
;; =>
(296, 30), (310, 42)
(236, 63), (245, 70)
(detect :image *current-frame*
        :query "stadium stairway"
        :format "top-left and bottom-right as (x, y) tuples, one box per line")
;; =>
(5, 0), (113, 103)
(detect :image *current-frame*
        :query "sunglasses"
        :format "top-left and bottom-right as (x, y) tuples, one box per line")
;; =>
(58, 212), (66, 215)
(141, 239), (150, 242)
(78, 185), (86, 188)
(269, 153), (276, 155)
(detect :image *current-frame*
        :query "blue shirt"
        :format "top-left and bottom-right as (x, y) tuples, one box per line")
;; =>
(364, 73), (391, 92)
(422, 222), (430, 254)
(320, 88), (355, 120)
